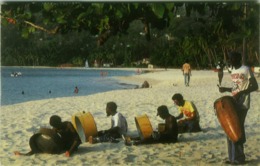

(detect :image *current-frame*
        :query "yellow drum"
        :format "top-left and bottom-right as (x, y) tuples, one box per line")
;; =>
(214, 96), (242, 142)
(135, 114), (153, 140)
(72, 111), (98, 143)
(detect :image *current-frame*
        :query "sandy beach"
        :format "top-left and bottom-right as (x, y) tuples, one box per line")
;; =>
(1, 69), (260, 166)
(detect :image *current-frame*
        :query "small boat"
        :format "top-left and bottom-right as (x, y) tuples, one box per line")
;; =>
(11, 72), (22, 77)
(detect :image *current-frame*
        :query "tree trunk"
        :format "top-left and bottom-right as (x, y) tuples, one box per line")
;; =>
(144, 21), (151, 41)
(242, 37), (247, 65)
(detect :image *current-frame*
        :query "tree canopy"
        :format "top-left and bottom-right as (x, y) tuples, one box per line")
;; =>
(1, 1), (259, 68)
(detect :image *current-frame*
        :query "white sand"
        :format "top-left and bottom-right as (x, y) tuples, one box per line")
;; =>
(1, 69), (260, 166)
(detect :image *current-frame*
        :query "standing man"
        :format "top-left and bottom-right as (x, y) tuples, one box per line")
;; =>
(172, 93), (201, 133)
(218, 51), (258, 165)
(89, 101), (128, 143)
(182, 60), (191, 86)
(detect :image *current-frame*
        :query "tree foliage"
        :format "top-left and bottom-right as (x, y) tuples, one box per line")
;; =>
(1, 2), (259, 68)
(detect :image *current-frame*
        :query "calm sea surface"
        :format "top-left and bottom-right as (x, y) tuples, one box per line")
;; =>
(1, 67), (136, 106)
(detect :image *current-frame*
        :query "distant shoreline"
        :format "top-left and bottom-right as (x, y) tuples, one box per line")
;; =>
(1, 65), (164, 71)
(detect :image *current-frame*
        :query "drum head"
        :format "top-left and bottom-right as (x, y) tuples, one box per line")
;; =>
(135, 114), (153, 140)
(75, 116), (86, 143)
(72, 112), (98, 143)
(29, 130), (64, 154)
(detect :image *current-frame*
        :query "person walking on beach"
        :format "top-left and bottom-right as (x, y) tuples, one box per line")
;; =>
(218, 51), (258, 165)
(182, 60), (191, 86)
(89, 101), (128, 144)
(172, 93), (201, 133)
(125, 105), (178, 145)
(14, 115), (81, 157)
(216, 60), (225, 86)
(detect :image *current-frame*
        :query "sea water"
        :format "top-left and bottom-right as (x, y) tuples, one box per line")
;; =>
(1, 67), (137, 106)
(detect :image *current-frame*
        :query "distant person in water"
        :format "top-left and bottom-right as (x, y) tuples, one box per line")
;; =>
(100, 71), (108, 77)
(14, 115), (81, 157)
(136, 68), (143, 74)
(89, 102), (128, 144)
(74, 86), (79, 94)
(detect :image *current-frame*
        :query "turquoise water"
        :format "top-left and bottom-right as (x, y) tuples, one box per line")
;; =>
(1, 67), (136, 106)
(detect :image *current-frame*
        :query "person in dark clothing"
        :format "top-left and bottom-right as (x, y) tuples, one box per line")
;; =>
(141, 80), (150, 88)
(154, 105), (179, 143)
(216, 60), (225, 86)
(49, 115), (81, 157)
(126, 105), (178, 145)
(14, 115), (81, 157)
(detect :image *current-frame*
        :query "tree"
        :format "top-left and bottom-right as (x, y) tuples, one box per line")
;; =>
(1, 2), (259, 67)
(1, 2), (174, 45)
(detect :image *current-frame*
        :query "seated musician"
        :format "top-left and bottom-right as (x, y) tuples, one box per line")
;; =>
(125, 105), (178, 145)
(14, 115), (81, 157)
(172, 93), (201, 133)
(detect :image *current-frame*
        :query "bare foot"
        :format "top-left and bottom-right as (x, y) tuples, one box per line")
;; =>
(88, 136), (94, 144)
(14, 151), (21, 156)
(88, 136), (97, 144)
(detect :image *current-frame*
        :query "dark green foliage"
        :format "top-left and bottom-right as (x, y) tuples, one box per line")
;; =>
(1, 2), (259, 68)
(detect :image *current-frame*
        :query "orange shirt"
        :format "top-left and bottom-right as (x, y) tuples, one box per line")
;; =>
(182, 63), (191, 74)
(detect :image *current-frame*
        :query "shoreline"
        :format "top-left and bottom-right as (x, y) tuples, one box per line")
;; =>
(2, 68), (259, 106)
(1, 65), (164, 71)
(1, 69), (260, 165)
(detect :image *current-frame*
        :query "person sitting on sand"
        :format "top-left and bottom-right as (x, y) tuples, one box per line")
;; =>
(89, 101), (128, 144)
(49, 115), (81, 157)
(141, 80), (150, 88)
(126, 105), (178, 145)
(172, 93), (201, 133)
(14, 115), (81, 157)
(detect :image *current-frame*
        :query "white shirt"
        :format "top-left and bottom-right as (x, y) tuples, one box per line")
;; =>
(111, 112), (128, 135)
(231, 65), (253, 109)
